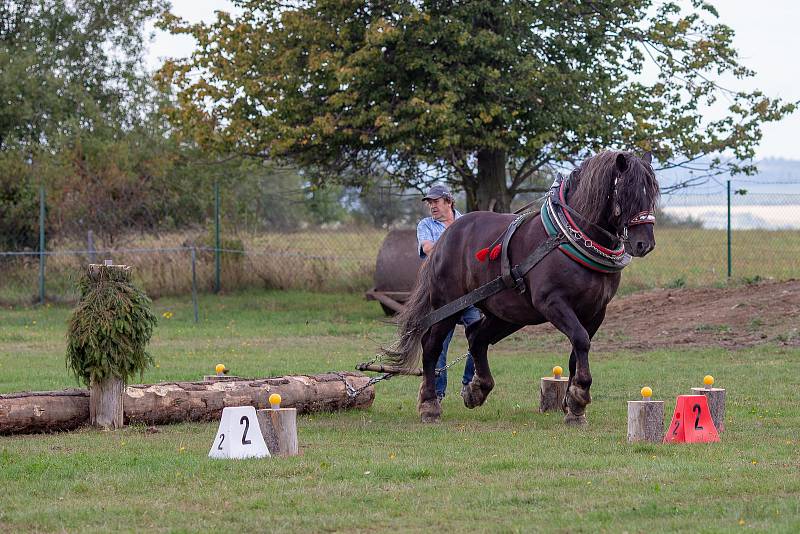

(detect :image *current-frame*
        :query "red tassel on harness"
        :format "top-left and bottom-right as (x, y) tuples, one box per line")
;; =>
(489, 244), (502, 260)
(475, 248), (490, 262)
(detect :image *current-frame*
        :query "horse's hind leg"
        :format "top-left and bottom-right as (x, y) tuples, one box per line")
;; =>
(461, 314), (521, 409)
(418, 318), (458, 423)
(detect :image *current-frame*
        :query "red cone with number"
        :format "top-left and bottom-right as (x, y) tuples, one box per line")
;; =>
(664, 395), (719, 443)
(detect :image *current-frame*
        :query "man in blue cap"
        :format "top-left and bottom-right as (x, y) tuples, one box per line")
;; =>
(417, 184), (482, 401)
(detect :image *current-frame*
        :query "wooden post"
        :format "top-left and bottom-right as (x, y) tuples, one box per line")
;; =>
(538, 376), (568, 413)
(256, 408), (299, 457)
(691, 387), (726, 432)
(627, 400), (664, 442)
(89, 376), (124, 430)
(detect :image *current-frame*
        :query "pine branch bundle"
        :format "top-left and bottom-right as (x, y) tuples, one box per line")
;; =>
(66, 265), (157, 386)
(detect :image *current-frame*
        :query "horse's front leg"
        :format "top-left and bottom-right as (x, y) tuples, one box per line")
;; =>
(540, 299), (593, 425)
(462, 314), (521, 409)
(418, 319), (457, 423)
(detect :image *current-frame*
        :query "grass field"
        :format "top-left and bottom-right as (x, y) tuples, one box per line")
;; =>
(1, 290), (799, 532)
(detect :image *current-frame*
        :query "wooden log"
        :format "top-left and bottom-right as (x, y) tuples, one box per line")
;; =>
(691, 387), (726, 432)
(0, 389), (89, 434)
(256, 408), (299, 457)
(0, 372), (374, 435)
(203, 375), (241, 382)
(538, 376), (568, 413)
(627, 400), (665, 443)
(364, 290), (406, 313)
(89, 377), (124, 430)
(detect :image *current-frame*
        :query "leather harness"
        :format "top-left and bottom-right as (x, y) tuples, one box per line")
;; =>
(418, 209), (562, 331)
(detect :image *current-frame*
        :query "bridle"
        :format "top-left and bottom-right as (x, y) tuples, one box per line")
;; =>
(558, 171), (656, 250)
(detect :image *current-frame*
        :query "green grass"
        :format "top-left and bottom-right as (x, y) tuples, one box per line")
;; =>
(1, 291), (799, 532)
(623, 227), (800, 292)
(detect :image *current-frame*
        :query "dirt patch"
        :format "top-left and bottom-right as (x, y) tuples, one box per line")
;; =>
(525, 279), (800, 351)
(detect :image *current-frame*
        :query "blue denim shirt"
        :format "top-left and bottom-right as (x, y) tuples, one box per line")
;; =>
(416, 210), (462, 258)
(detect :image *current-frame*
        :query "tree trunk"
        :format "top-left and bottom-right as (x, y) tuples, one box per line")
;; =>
(466, 149), (511, 212)
(627, 400), (665, 443)
(538, 376), (569, 413)
(256, 408), (299, 457)
(691, 387), (726, 432)
(0, 372), (374, 434)
(89, 376), (124, 430)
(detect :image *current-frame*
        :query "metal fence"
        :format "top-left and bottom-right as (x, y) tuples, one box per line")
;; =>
(1, 181), (798, 309)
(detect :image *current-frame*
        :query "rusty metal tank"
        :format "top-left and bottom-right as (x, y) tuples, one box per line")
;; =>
(366, 229), (424, 315)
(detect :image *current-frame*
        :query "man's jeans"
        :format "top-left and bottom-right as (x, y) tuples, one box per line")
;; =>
(435, 305), (482, 398)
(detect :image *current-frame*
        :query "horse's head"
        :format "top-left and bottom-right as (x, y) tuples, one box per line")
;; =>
(610, 151), (660, 257)
(567, 150), (660, 257)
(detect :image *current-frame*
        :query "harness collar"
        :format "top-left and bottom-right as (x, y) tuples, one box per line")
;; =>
(543, 176), (634, 273)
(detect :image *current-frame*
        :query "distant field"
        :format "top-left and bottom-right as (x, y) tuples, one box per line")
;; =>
(1, 290), (798, 532)
(1, 226), (797, 304)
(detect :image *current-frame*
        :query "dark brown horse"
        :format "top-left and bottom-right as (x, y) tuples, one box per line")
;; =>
(384, 150), (660, 424)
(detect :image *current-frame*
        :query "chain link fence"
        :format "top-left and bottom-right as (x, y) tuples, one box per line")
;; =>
(1, 181), (798, 308)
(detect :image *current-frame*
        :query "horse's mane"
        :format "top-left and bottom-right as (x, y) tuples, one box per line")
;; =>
(567, 150), (660, 227)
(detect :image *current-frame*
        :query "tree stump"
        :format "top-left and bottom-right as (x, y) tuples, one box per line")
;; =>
(89, 376), (124, 430)
(627, 400), (664, 443)
(538, 376), (568, 412)
(691, 387), (726, 432)
(256, 408), (299, 457)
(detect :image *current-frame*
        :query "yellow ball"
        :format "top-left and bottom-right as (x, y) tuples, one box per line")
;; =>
(704, 375), (714, 386)
(215, 363), (225, 374)
(268, 393), (282, 406)
(553, 366), (563, 377)
(641, 386), (653, 398)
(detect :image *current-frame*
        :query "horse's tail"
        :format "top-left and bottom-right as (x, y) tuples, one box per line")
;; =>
(381, 255), (437, 370)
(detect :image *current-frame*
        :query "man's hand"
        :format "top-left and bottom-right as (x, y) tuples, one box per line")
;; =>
(421, 240), (435, 256)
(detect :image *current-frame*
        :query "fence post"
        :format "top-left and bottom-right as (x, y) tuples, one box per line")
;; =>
(214, 179), (221, 293)
(191, 247), (199, 323)
(87, 230), (97, 264)
(727, 180), (731, 278)
(39, 184), (46, 304)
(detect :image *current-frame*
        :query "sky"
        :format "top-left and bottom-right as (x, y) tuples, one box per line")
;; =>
(146, 0), (800, 162)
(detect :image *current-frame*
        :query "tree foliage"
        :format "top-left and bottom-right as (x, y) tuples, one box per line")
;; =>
(66, 266), (157, 386)
(158, 0), (795, 212)
(0, 0), (167, 148)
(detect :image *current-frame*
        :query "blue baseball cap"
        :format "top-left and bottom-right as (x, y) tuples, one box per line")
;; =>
(422, 184), (453, 201)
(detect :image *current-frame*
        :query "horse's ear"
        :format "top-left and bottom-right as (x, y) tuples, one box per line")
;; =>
(615, 153), (629, 173)
(642, 151), (653, 164)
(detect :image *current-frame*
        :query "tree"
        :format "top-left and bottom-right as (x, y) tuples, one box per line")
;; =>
(159, 1), (793, 212)
(0, 0), (173, 248)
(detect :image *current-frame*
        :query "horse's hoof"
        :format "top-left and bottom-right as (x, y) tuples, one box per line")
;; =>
(418, 398), (441, 423)
(461, 382), (486, 409)
(564, 412), (588, 426)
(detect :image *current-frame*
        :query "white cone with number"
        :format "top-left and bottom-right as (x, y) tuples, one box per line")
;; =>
(209, 406), (270, 459)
